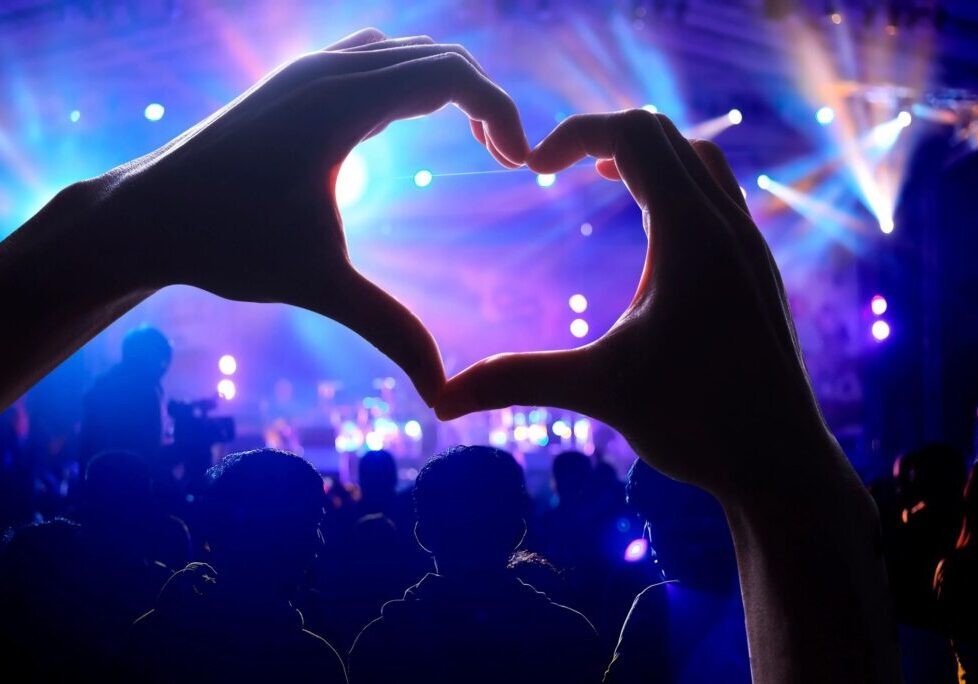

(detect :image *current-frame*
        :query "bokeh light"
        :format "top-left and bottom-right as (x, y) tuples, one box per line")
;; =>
(217, 378), (236, 400)
(568, 294), (588, 313)
(414, 169), (433, 188)
(144, 103), (165, 121)
(872, 320), (891, 341)
(870, 295), (888, 316)
(624, 538), (648, 562)
(218, 354), (237, 375)
(570, 318), (589, 338)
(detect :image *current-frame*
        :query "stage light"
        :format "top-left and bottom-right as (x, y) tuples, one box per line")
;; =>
(879, 215), (894, 234)
(570, 318), (589, 338)
(217, 378), (236, 400)
(528, 423), (549, 447)
(642, 104), (658, 113)
(757, 174), (771, 190)
(727, 109), (743, 125)
(830, 12), (843, 24)
(144, 103), (165, 121)
(336, 149), (367, 209)
(624, 538), (648, 562)
(536, 173), (556, 188)
(580, 222), (593, 236)
(404, 420), (422, 440)
(569, 294), (588, 313)
(489, 429), (508, 447)
(552, 420), (572, 439)
(513, 425), (529, 442)
(365, 430), (384, 451)
(414, 169), (433, 187)
(872, 320), (891, 341)
(69, 110), (81, 123)
(573, 418), (590, 442)
(816, 106), (835, 125)
(218, 354), (237, 376)
(871, 295), (888, 315)
(897, 111), (912, 128)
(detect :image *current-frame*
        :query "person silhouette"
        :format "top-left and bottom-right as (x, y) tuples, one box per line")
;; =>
(348, 445), (604, 684)
(603, 459), (750, 683)
(124, 448), (346, 683)
(79, 326), (172, 469)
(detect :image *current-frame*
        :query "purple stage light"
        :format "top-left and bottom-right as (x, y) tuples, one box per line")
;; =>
(217, 378), (236, 400)
(870, 295), (887, 316)
(624, 538), (648, 562)
(218, 354), (237, 375)
(871, 320), (891, 341)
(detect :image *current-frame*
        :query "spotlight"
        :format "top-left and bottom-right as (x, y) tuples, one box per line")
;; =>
(897, 110), (912, 128)
(568, 294), (588, 313)
(570, 318), (589, 338)
(144, 103), (165, 121)
(879, 215), (894, 234)
(624, 538), (648, 563)
(536, 173), (556, 188)
(871, 320), (891, 341)
(757, 174), (772, 190)
(871, 295), (888, 316)
(414, 169), (433, 188)
(336, 150), (368, 209)
(69, 110), (81, 123)
(642, 104), (658, 113)
(830, 12), (843, 24)
(218, 354), (237, 376)
(489, 429), (508, 447)
(816, 106), (836, 125)
(217, 378), (236, 400)
(580, 222), (593, 236)
(404, 420), (422, 440)
(552, 420), (572, 439)
(727, 109), (743, 125)
(365, 431), (384, 451)
(573, 418), (590, 442)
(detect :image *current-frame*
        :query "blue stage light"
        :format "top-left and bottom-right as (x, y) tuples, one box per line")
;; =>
(144, 103), (165, 121)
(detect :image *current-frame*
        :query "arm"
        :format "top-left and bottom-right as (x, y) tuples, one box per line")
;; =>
(0, 28), (530, 411)
(437, 110), (902, 683)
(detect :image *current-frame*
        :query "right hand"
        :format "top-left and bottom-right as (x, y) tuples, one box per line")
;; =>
(436, 110), (830, 495)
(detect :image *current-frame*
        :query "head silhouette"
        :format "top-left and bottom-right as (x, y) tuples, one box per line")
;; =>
(552, 450), (592, 505)
(626, 459), (735, 591)
(359, 449), (398, 506)
(203, 448), (325, 594)
(414, 445), (527, 572)
(120, 325), (172, 382)
(82, 450), (153, 529)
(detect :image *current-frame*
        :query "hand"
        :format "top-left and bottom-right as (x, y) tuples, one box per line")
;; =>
(99, 28), (530, 405)
(436, 109), (827, 494)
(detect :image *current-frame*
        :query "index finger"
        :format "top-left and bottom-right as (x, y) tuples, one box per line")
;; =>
(350, 52), (530, 166)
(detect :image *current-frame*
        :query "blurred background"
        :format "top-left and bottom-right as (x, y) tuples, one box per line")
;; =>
(2, 0), (977, 483)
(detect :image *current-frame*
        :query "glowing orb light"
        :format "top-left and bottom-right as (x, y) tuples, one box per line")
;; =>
(871, 295), (888, 316)
(816, 106), (835, 125)
(144, 103), (165, 121)
(404, 420), (422, 440)
(872, 320), (891, 341)
(69, 110), (81, 123)
(727, 109), (743, 125)
(536, 173), (556, 188)
(569, 294), (588, 314)
(757, 174), (771, 190)
(217, 378), (236, 400)
(218, 354), (237, 376)
(414, 169), (433, 187)
(624, 538), (648, 562)
(570, 319), (589, 338)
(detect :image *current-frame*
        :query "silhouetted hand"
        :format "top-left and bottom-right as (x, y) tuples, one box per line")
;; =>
(0, 29), (529, 407)
(436, 109), (823, 494)
(436, 110), (902, 683)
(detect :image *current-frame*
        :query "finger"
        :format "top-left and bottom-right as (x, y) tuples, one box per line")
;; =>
(470, 118), (487, 145)
(689, 139), (750, 215)
(435, 348), (599, 421)
(326, 270), (445, 408)
(325, 28), (388, 51)
(321, 43), (492, 81)
(528, 110), (696, 215)
(353, 53), (530, 165)
(653, 117), (749, 218)
(334, 35), (436, 52)
(485, 135), (521, 169)
(594, 158), (621, 180)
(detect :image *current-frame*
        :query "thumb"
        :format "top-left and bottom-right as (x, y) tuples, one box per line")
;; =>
(324, 269), (445, 407)
(435, 347), (601, 421)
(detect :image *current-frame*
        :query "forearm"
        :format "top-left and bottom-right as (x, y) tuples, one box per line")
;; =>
(721, 431), (902, 683)
(0, 176), (154, 409)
